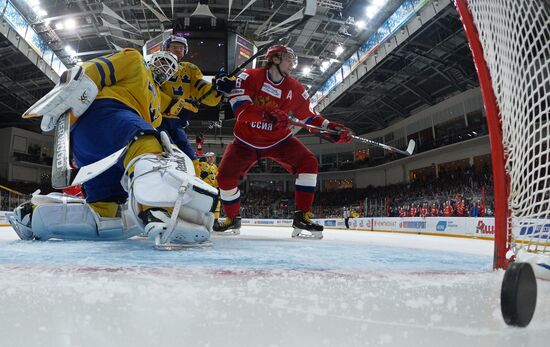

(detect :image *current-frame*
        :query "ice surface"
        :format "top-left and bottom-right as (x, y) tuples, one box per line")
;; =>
(0, 226), (549, 347)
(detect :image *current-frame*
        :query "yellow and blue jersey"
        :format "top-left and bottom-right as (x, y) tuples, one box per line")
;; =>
(160, 61), (222, 119)
(83, 48), (164, 128)
(198, 162), (218, 187)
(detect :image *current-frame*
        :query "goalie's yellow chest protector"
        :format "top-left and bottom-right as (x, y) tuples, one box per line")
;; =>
(83, 49), (164, 128)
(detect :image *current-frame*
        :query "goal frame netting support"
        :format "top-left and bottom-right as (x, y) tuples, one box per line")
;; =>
(454, 0), (510, 269)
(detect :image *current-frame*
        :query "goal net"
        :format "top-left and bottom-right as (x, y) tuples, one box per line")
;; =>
(455, 0), (550, 276)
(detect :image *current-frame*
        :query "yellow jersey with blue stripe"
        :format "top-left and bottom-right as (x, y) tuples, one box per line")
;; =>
(83, 48), (164, 128)
(160, 61), (222, 119)
(198, 161), (218, 187)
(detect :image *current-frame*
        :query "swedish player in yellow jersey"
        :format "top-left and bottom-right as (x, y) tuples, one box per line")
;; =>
(199, 152), (221, 223)
(158, 34), (235, 173)
(13, 48), (219, 247)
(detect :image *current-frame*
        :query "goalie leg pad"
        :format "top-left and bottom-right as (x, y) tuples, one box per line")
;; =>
(6, 202), (34, 240)
(30, 203), (140, 241)
(123, 152), (218, 245)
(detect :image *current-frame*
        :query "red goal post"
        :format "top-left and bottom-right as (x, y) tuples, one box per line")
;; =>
(455, 0), (550, 271)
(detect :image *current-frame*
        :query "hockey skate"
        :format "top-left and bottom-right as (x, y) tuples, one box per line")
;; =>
(213, 216), (241, 235)
(139, 208), (212, 249)
(292, 211), (324, 240)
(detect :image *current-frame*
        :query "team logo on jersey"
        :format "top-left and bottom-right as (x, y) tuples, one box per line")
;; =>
(261, 83), (282, 99)
(302, 90), (309, 100)
(229, 88), (245, 96)
(238, 72), (249, 80)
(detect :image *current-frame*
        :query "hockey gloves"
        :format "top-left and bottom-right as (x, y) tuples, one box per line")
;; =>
(265, 109), (290, 131)
(166, 98), (199, 117)
(200, 171), (209, 180)
(325, 121), (353, 144)
(213, 69), (236, 96)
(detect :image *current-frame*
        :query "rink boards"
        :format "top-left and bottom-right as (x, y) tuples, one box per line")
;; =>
(242, 216), (497, 240)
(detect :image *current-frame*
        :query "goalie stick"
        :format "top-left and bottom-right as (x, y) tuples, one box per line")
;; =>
(290, 117), (416, 156)
(192, 0), (318, 106)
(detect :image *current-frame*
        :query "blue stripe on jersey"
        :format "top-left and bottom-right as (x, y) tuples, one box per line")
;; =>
(93, 61), (106, 88)
(221, 195), (240, 205)
(98, 57), (116, 85)
(231, 100), (251, 112)
(295, 184), (316, 193)
(304, 116), (317, 124)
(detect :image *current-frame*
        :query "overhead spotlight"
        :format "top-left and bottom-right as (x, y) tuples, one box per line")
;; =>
(302, 66), (311, 76)
(38, 9), (47, 17)
(335, 45), (344, 56)
(29, 0), (40, 7)
(320, 60), (331, 72)
(366, 5), (378, 19)
(64, 18), (77, 30)
(55, 22), (64, 30)
(355, 20), (366, 30)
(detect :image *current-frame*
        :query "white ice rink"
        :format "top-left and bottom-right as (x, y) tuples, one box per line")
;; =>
(1, 225), (549, 347)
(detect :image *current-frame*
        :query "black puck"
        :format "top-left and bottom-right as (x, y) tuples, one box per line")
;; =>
(501, 262), (537, 327)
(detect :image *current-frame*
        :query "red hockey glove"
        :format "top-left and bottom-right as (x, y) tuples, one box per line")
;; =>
(325, 121), (352, 144)
(265, 109), (290, 131)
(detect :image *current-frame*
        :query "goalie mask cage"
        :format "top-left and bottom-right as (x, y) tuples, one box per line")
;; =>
(455, 0), (550, 270)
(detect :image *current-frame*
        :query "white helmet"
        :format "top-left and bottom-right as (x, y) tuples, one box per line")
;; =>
(163, 35), (189, 55)
(145, 51), (178, 85)
(205, 152), (215, 157)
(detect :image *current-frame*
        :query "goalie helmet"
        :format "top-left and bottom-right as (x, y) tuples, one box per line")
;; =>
(266, 45), (298, 68)
(162, 34), (189, 55)
(145, 51), (179, 86)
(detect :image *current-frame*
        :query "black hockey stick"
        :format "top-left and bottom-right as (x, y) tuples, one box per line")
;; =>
(192, 0), (318, 106)
(290, 117), (416, 156)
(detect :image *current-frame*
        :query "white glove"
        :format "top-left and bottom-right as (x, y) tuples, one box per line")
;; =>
(23, 66), (99, 132)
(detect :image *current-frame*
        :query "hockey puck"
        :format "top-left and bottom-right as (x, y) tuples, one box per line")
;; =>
(500, 262), (537, 327)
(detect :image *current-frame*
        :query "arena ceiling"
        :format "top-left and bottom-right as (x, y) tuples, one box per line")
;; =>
(0, 0), (478, 136)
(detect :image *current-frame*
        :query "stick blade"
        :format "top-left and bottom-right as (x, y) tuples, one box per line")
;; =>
(406, 139), (416, 155)
(71, 147), (128, 186)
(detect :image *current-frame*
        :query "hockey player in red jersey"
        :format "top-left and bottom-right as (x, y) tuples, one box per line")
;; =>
(214, 45), (352, 239)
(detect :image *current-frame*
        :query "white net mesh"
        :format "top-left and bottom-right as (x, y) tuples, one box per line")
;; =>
(466, 0), (550, 259)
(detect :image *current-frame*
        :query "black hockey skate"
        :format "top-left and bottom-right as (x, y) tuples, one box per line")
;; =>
(292, 211), (324, 240)
(213, 216), (241, 235)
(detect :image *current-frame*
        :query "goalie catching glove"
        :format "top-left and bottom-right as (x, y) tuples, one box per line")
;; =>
(23, 66), (98, 132)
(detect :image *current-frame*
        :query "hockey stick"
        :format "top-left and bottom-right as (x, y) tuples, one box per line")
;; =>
(192, 0), (318, 106)
(290, 117), (416, 156)
(51, 111), (128, 189)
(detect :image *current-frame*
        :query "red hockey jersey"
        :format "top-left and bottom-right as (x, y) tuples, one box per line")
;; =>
(228, 68), (319, 149)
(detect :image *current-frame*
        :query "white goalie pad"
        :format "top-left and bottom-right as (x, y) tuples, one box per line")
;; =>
(122, 150), (218, 247)
(23, 66), (98, 132)
(8, 193), (142, 241)
(124, 151), (218, 217)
